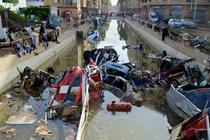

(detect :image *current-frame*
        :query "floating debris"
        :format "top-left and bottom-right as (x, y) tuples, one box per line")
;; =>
(17, 66), (55, 97)
(5, 128), (16, 138)
(0, 127), (16, 138)
(6, 112), (36, 125)
(87, 31), (101, 44)
(5, 93), (12, 99)
(34, 125), (52, 136)
(62, 106), (81, 121)
(107, 101), (132, 112)
(122, 44), (144, 50)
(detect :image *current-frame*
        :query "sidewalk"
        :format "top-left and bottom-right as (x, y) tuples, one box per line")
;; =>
(0, 22), (90, 93)
(0, 22), (86, 73)
(127, 20), (208, 68)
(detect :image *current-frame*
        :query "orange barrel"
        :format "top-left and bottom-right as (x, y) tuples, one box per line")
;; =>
(107, 101), (132, 112)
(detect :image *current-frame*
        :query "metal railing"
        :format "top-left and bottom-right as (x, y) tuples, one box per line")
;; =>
(76, 70), (89, 140)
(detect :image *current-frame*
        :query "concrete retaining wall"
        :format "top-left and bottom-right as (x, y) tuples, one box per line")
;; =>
(0, 21), (95, 93)
(0, 34), (76, 93)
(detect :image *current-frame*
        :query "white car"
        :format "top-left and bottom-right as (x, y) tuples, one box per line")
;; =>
(87, 31), (101, 44)
(0, 28), (8, 41)
(180, 19), (197, 28)
(149, 11), (158, 22)
(132, 14), (141, 21)
(168, 19), (183, 28)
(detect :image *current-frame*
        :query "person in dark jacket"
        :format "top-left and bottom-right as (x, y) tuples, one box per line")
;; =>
(39, 23), (49, 47)
(39, 23), (45, 36)
(162, 27), (169, 41)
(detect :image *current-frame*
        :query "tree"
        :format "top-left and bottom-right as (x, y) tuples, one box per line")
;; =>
(19, 7), (50, 21)
(2, 0), (17, 3)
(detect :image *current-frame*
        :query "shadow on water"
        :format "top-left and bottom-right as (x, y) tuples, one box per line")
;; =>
(84, 20), (183, 140)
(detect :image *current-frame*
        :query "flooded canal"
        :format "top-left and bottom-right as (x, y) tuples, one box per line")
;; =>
(83, 20), (174, 140)
(0, 19), (182, 140)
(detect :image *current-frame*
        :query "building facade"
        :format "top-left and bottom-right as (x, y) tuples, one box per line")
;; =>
(118, 0), (210, 23)
(52, 0), (81, 20)
(101, 0), (111, 14)
(81, 0), (100, 17)
(51, 0), (103, 20)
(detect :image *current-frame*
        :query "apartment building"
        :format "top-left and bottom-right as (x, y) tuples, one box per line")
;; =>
(52, 0), (81, 20)
(81, 0), (100, 17)
(52, 0), (102, 20)
(101, 0), (111, 13)
(119, 0), (210, 23)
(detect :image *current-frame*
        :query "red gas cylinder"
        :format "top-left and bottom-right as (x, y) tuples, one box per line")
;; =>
(107, 101), (132, 112)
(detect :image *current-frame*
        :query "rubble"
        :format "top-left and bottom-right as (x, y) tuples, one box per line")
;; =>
(5, 128), (16, 138)
(0, 126), (16, 138)
(62, 106), (82, 121)
(5, 93), (12, 99)
(16, 66), (56, 97)
(34, 125), (52, 136)
(6, 112), (36, 125)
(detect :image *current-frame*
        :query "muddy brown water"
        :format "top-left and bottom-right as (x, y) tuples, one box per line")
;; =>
(0, 19), (182, 140)
(83, 20), (181, 140)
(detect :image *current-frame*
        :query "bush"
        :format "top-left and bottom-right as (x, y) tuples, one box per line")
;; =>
(19, 7), (50, 21)
(8, 11), (28, 23)
(0, 7), (28, 27)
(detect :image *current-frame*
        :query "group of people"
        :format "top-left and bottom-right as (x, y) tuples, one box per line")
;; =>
(39, 23), (60, 49)
(6, 28), (37, 57)
(6, 23), (60, 57)
(13, 39), (36, 57)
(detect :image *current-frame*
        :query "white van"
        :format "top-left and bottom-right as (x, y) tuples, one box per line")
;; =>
(149, 11), (158, 22)
(94, 17), (103, 27)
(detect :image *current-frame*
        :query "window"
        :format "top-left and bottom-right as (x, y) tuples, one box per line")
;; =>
(65, 0), (76, 5)
(66, 0), (72, 4)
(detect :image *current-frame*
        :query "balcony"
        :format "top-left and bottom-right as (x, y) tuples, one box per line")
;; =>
(53, 0), (77, 7)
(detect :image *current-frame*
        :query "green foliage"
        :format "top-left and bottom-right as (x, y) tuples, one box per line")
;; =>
(2, 0), (17, 3)
(8, 10), (28, 23)
(108, 0), (112, 5)
(0, 7), (28, 24)
(102, 0), (112, 6)
(19, 7), (50, 21)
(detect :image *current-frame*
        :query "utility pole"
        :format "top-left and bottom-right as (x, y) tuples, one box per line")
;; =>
(190, 0), (193, 10)
(147, 0), (150, 19)
(193, 0), (197, 21)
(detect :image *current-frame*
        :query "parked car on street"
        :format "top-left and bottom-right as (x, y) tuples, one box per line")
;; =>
(180, 19), (197, 28)
(162, 17), (171, 24)
(149, 11), (159, 23)
(46, 14), (61, 28)
(132, 14), (141, 21)
(168, 18), (183, 28)
(0, 28), (8, 42)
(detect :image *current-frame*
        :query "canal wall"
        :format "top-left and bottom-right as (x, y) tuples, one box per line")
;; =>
(126, 20), (206, 70)
(0, 25), (89, 94)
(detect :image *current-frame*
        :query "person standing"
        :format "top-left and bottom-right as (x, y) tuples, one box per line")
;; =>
(53, 27), (59, 44)
(39, 23), (45, 36)
(39, 23), (49, 47)
(162, 26), (169, 41)
(7, 29), (14, 42)
(30, 27), (38, 50)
